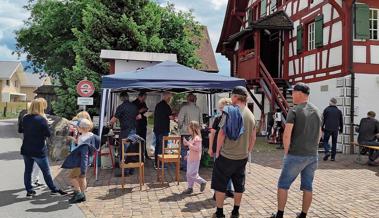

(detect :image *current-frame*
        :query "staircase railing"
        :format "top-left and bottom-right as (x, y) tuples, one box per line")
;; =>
(259, 60), (290, 117)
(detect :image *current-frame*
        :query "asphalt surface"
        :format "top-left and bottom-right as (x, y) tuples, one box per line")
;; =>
(0, 119), (84, 218)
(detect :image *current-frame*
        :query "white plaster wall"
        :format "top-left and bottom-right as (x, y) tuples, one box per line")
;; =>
(311, 0), (323, 8)
(286, 2), (292, 16)
(322, 50), (328, 68)
(353, 46), (367, 63)
(335, 0), (343, 7)
(323, 26), (330, 46)
(298, 0), (307, 11)
(323, 4), (332, 23)
(371, 45), (379, 64)
(304, 54), (316, 72)
(354, 74), (379, 119)
(331, 21), (342, 43)
(293, 1), (298, 15)
(294, 59), (299, 74)
(333, 9), (339, 19)
(293, 20), (299, 38)
(114, 60), (158, 73)
(329, 46), (342, 67)
(289, 61), (294, 76)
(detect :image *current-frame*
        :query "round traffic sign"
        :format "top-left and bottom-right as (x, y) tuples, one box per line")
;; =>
(76, 80), (95, 97)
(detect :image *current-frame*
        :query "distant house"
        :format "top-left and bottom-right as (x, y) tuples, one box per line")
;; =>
(195, 26), (219, 73)
(100, 26), (218, 74)
(0, 61), (51, 102)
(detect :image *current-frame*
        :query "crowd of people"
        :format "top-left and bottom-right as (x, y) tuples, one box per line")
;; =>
(18, 83), (379, 217)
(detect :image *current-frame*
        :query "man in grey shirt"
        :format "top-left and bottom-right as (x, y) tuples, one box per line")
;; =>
(271, 83), (322, 218)
(178, 93), (202, 170)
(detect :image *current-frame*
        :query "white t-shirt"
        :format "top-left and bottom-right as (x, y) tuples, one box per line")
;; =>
(274, 112), (282, 122)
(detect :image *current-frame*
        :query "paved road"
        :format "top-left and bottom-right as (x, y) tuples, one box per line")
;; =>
(0, 119), (84, 218)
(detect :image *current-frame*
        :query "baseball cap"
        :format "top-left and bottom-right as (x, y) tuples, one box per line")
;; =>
(232, 86), (248, 96)
(293, 83), (310, 95)
(330, 97), (337, 105)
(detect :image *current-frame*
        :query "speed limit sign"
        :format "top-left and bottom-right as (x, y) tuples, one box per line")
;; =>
(76, 80), (95, 97)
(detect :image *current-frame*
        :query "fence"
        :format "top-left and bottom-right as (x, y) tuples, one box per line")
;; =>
(0, 102), (29, 117)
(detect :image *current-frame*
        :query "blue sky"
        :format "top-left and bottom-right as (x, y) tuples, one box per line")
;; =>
(0, 0), (230, 75)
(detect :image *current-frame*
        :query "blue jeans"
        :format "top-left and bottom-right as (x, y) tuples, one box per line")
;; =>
(278, 154), (318, 192)
(154, 131), (169, 165)
(323, 130), (338, 158)
(23, 155), (59, 192)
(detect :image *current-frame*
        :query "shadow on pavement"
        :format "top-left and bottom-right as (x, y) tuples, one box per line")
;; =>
(0, 187), (71, 213)
(0, 120), (21, 139)
(96, 187), (132, 200)
(0, 188), (29, 207)
(0, 151), (23, 161)
(159, 192), (200, 202)
(25, 192), (72, 213)
(181, 198), (215, 212)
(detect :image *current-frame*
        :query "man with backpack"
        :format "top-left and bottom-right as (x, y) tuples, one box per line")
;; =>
(211, 86), (256, 218)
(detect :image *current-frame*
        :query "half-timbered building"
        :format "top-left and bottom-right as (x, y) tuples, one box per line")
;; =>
(217, 0), (379, 150)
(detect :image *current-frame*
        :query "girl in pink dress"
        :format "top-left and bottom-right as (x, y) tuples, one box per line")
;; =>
(182, 121), (207, 194)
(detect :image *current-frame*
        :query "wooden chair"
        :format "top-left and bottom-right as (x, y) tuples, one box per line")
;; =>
(120, 139), (145, 190)
(157, 136), (181, 185)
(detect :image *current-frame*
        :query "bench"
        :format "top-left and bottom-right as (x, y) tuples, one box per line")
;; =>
(351, 142), (379, 164)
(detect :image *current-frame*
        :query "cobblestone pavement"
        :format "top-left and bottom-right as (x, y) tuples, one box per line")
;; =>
(51, 150), (379, 218)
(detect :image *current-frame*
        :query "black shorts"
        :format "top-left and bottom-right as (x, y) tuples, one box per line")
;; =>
(211, 155), (248, 193)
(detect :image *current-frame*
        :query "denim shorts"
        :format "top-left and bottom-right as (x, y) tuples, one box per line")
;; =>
(278, 154), (318, 192)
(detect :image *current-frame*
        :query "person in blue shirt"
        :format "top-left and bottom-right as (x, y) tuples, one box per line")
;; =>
(62, 118), (100, 204)
(19, 98), (67, 197)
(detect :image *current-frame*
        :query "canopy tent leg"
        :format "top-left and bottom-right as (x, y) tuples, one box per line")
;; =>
(97, 88), (111, 181)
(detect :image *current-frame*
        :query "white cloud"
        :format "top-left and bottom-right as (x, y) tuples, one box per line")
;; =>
(0, 45), (20, 60)
(210, 0), (228, 10)
(0, 0), (29, 60)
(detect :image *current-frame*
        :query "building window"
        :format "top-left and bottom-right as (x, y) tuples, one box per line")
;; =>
(308, 22), (316, 50)
(370, 9), (379, 40)
(6, 80), (10, 86)
(14, 80), (18, 87)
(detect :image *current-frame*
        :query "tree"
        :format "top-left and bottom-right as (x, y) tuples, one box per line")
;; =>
(15, 0), (202, 118)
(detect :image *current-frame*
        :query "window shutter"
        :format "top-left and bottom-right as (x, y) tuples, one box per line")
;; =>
(261, 0), (267, 17)
(271, 0), (277, 12)
(355, 3), (370, 39)
(315, 14), (324, 48)
(247, 8), (254, 26)
(297, 25), (303, 54)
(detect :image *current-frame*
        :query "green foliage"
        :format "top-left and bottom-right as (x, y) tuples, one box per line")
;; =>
(170, 93), (186, 114)
(15, 0), (202, 118)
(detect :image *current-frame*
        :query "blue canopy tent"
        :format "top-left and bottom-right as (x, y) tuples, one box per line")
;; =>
(101, 61), (246, 92)
(96, 61), (246, 179)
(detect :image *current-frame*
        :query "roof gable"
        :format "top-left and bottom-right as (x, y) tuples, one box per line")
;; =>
(0, 61), (22, 80)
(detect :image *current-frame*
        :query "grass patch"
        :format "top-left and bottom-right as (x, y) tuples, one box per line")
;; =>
(253, 137), (278, 153)
(0, 113), (19, 120)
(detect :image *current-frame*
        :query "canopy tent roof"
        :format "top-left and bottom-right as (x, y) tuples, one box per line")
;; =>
(101, 61), (245, 93)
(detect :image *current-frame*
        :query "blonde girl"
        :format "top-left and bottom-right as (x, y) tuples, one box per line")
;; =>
(182, 121), (207, 194)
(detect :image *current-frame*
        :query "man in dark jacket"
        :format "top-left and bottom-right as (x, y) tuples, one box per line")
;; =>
(110, 91), (139, 175)
(322, 98), (343, 161)
(133, 91), (151, 160)
(153, 92), (173, 168)
(357, 111), (379, 165)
